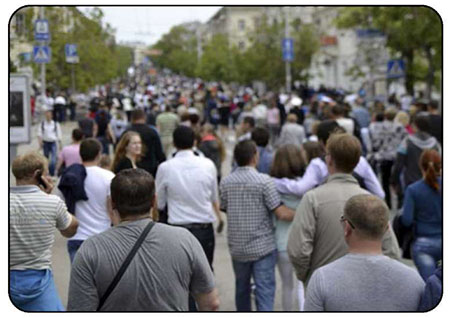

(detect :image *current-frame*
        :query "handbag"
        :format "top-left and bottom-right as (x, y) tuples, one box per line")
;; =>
(96, 220), (155, 311)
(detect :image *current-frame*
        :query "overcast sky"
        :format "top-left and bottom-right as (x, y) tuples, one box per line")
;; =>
(79, 6), (221, 46)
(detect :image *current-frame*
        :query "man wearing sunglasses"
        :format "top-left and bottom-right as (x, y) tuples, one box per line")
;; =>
(305, 194), (424, 311)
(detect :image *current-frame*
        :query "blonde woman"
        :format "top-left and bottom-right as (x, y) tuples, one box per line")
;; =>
(111, 131), (143, 174)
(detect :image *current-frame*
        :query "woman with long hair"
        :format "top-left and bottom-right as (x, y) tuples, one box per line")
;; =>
(270, 144), (307, 311)
(111, 131), (143, 174)
(401, 149), (442, 281)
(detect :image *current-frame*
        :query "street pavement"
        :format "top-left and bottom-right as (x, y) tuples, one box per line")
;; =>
(10, 119), (415, 311)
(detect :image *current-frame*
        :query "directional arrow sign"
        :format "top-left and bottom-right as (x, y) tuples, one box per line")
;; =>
(65, 44), (79, 63)
(33, 45), (51, 63)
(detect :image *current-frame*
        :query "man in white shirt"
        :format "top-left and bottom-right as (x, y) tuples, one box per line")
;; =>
(37, 110), (62, 176)
(155, 125), (223, 311)
(67, 138), (115, 263)
(54, 92), (67, 123)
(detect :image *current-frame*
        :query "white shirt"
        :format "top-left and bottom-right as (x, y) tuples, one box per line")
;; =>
(336, 118), (355, 135)
(55, 96), (66, 105)
(46, 96), (54, 111)
(71, 166), (115, 241)
(155, 150), (218, 225)
(37, 120), (62, 142)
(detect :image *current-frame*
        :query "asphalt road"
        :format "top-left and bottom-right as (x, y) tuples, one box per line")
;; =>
(10, 118), (415, 311)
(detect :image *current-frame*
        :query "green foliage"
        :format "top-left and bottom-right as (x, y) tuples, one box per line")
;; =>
(21, 7), (133, 92)
(153, 14), (320, 89)
(335, 6), (442, 96)
(153, 25), (198, 77)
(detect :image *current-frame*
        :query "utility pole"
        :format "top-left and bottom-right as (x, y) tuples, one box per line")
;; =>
(39, 7), (46, 102)
(284, 7), (292, 94)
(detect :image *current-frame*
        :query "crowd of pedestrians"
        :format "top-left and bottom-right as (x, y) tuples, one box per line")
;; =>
(10, 68), (442, 312)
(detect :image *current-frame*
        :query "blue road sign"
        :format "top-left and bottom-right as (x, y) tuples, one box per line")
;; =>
(33, 45), (51, 63)
(34, 19), (50, 41)
(387, 59), (405, 79)
(282, 38), (294, 62)
(65, 44), (79, 63)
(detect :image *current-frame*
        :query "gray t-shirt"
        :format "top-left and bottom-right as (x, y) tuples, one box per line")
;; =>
(67, 220), (215, 311)
(305, 253), (425, 311)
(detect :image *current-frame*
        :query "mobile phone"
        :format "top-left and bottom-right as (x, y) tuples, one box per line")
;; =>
(36, 170), (47, 189)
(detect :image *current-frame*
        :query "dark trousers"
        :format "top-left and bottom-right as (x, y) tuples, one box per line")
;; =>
(380, 160), (394, 209)
(172, 224), (215, 311)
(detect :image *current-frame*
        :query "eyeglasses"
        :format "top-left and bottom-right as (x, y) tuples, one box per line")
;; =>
(340, 215), (356, 229)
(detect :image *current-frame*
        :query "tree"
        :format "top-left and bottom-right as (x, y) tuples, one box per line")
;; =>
(152, 25), (198, 77)
(16, 7), (133, 92)
(335, 6), (442, 97)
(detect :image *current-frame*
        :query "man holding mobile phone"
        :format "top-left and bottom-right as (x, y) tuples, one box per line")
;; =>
(10, 152), (79, 311)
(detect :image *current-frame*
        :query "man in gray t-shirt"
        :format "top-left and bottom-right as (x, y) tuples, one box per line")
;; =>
(67, 169), (219, 311)
(305, 194), (424, 311)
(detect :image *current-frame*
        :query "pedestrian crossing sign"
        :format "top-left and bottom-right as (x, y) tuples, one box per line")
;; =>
(387, 59), (405, 79)
(33, 45), (51, 63)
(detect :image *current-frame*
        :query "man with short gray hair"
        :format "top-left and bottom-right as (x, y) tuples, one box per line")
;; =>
(305, 194), (425, 311)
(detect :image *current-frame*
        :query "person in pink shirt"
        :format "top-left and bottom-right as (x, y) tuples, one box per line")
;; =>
(55, 129), (84, 175)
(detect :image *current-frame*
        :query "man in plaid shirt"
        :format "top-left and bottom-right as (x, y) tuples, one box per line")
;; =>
(220, 140), (294, 311)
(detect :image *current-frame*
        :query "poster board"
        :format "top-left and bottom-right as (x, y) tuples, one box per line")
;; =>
(10, 74), (31, 144)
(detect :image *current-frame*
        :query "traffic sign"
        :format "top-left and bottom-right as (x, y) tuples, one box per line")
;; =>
(33, 45), (51, 64)
(34, 19), (50, 41)
(65, 44), (79, 63)
(282, 38), (294, 62)
(387, 59), (405, 79)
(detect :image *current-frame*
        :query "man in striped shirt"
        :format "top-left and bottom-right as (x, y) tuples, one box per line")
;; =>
(10, 152), (78, 311)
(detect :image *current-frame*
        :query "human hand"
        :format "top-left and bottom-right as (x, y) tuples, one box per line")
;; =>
(217, 219), (224, 234)
(38, 174), (54, 194)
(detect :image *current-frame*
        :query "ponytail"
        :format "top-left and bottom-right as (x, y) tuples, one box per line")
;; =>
(420, 150), (441, 191)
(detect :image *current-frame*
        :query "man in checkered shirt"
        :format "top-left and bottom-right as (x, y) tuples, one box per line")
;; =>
(220, 140), (294, 311)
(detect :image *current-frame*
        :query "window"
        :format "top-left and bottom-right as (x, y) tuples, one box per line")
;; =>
(238, 19), (245, 31)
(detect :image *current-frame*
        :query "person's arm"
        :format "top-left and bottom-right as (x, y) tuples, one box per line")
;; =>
(107, 124), (116, 144)
(56, 123), (63, 150)
(60, 214), (79, 238)
(55, 199), (79, 238)
(287, 192), (316, 282)
(401, 186), (415, 228)
(55, 150), (64, 175)
(154, 133), (166, 163)
(194, 288), (220, 311)
(37, 124), (43, 149)
(273, 159), (323, 196)
(273, 205), (295, 221)
(357, 157), (385, 199)
(67, 243), (99, 311)
(304, 270), (325, 311)
(391, 137), (408, 188)
(92, 122), (98, 138)
(155, 164), (167, 210)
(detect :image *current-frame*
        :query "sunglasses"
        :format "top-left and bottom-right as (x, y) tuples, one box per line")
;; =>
(340, 215), (356, 229)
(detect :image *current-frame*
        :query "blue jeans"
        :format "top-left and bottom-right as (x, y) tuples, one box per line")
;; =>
(412, 236), (442, 281)
(67, 240), (84, 264)
(43, 141), (57, 176)
(232, 250), (277, 311)
(10, 269), (64, 311)
(97, 136), (110, 155)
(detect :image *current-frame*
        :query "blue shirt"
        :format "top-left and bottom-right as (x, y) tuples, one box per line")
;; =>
(402, 178), (442, 237)
(256, 146), (274, 175)
(351, 106), (371, 128)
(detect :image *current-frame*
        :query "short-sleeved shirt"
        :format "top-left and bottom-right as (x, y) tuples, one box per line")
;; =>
(67, 220), (215, 311)
(71, 166), (115, 241)
(156, 112), (179, 139)
(305, 253), (425, 311)
(220, 166), (281, 262)
(58, 144), (82, 168)
(10, 185), (72, 270)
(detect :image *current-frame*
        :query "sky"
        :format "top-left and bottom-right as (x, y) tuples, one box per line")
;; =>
(79, 6), (222, 46)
